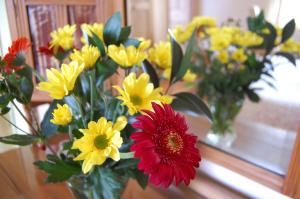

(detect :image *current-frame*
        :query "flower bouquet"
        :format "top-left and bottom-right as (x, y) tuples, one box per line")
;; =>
(0, 12), (212, 198)
(171, 11), (298, 144)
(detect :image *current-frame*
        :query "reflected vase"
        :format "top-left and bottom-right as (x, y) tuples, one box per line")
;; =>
(205, 96), (243, 147)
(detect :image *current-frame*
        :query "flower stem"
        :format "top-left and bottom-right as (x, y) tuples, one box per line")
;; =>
(11, 100), (39, 135)
(71, 94), (87, 128)
(120, 152), (134, 159)
(1, 115), (31, 135)
(89, 71), (94, 121)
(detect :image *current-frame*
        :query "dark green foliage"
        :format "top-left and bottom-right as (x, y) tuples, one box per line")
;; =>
(0, 134), (39, 146)
(34, 155), (81, 183)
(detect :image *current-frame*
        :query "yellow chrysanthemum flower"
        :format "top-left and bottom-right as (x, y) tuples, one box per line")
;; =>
(72, 116), (127, 174)
(81, 23), (104, 42)
(189, 16), (217, 29)
(113, 73), (172, 115)
(50, 25), (76, 52)
(163, 68), (197, 82)
(138, 38), (151, 50)
(107, 44), (147, 67)
(148, 41), (171, 69)
(233, 31), (263, 47)
(232, 49), (247, 62)
(37, 61), (84, 99)
(210, 34), (231, 51)
(172, 25), (194, 44)
(217, 50), (229, 64)
(70, 45), (100, 69)
(281, 39), (300, 54)
(50, 104), (72, 125)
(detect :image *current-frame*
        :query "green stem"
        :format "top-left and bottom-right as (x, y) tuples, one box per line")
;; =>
(89, 71), (94, 121)
(120, 152), (134, 159)
(68, 125), (73, 140)
(1, 115), (31, 135)
(31, 67), (45, 82)
(11, 101), (39, 135)
(71, 94), (87, 128)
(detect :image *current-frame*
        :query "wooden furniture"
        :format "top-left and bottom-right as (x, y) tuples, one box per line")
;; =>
(0, 145), (248, 199)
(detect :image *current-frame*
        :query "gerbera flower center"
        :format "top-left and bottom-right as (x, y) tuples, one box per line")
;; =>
(94, 135), (109, 149)
(164, 132), (183, 154)
(130, 95), (143, 105)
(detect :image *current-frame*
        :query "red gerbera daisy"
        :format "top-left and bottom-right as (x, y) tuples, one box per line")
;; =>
(130, 102), (201, 188)
(3, 37), (31, 73)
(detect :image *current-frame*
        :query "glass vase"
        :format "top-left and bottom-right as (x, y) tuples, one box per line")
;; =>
(205, 96), (243, 147)
(67, 169), (127, 199)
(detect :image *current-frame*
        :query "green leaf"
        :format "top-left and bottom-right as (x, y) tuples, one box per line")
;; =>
(34, 155), (81, 183)
(89, 32), (106, 56)
(264, 22), (277, 53)
(128, 169), (148, 189)
(175, 30), (196, 82)
(246, 89), (260, 102)
(123, 38), (141, 48)
(41, 100), (60, 137)
(95, 60), (118, 86)
(104, 12), (122, 45)
(119, 26), (131, 43)
(0, 94), (11, 108)
(64, 96), (80, 114)
(18, 77), (33, 103)
(96, 167), (125, 199)
(275, 52), (296, 66)
(1, 107), (10, 115)
(114, 158), (140, 170)
(171, 92), (213, 122)
(0, 134), (39, 146)
(12, 53), (26, 66)
(15, 65), (34, 104)
(169, 30), (183, 84)
(281, 19), (295, 43)
(142, 60), (159, 88)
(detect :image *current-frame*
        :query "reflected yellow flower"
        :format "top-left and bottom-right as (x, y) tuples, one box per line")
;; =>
(50, 25), (76, 52)
(163, 68), (197, 82)
(217, 50), (229, 64)
(190, 16), (217, 29)
(172, 25), (194, 44)
(50, 104), (72, 125)
(210, 34), (231, 51)
(280, 39), (300, 54)
(70, 45), (100, 69)
(148, 41), (171, 69)
(113, 73), (172, 115)
(233, 31), (263, 47)
(107, 44), (147, 67)
(37, 61), (84, 99)
(232, 49), (247, 62)
(72, 116), (127, 174)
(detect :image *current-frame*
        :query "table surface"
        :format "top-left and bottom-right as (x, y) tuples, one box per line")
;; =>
(0, 146), (247, 199)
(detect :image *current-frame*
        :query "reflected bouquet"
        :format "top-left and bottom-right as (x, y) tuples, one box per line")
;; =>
(0, 12), (211, 198)
(172, 11), (298, 135)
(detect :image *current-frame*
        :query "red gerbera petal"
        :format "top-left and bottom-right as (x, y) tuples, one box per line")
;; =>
(7, 37), (31, 55)
(130, 102), (201, 188)
(3, 37), (31, 74)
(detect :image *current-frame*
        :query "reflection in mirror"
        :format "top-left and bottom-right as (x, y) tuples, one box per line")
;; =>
(127, 0), (300, 176)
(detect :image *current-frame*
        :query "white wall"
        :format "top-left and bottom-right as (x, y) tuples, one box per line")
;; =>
(198, 0), (281, 27)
